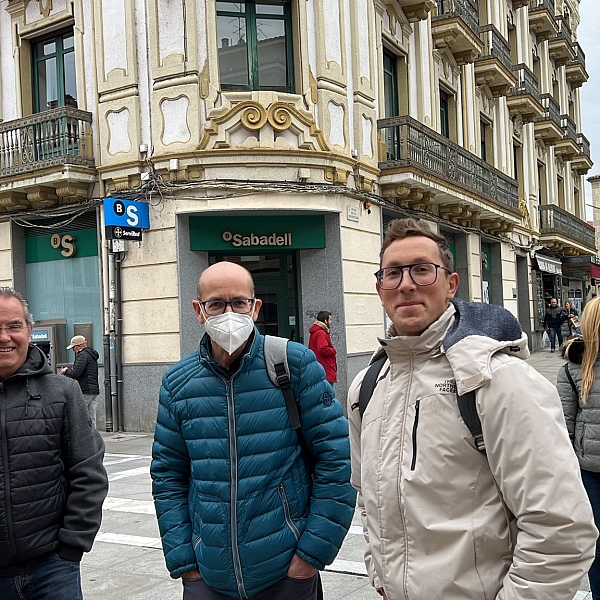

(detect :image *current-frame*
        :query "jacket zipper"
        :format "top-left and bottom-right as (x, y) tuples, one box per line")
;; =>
(410, 400), (420, 471)
(0, 382), (18, 556)
(278, 484), (300, 541)
(226, 379), (246, 600)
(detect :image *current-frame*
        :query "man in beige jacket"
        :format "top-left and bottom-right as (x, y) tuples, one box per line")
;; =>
(348, 218), (597, 600)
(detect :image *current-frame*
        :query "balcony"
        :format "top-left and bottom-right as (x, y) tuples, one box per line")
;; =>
(566, 43), (589, 88)
(547, 17), (575, 67)
(377, 115), (520, 217)
(528, 0), (558, 42)
(382, 0), (437, 22)
(474, 25), (516, 97)
(432, 0), (483, 65)
(0, 108), (96, 211)
(539, 204), (596, 254)
(554, 114), (580, 161)
(534, 94), (563, 145)
(506, 63), (544, 122)
(571, 133), (594, 175)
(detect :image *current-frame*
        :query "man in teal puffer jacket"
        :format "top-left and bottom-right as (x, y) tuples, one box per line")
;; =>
(151, 261), (356, 600)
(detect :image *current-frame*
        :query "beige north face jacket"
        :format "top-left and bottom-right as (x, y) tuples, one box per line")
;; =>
(348, 301), (596, 600)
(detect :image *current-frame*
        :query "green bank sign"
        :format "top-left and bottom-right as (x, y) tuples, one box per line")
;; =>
(189, 215), (326, 251)
(25, 228), (99, 264)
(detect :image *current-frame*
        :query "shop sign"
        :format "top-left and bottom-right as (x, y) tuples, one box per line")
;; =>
(535, 254), (562, 275)
(190, 215), (326, 251)
(31, 329), (50, 342)
(105, 225), (142, 241)
(103, 198), (150, 241)
(25, 228), (98, 264)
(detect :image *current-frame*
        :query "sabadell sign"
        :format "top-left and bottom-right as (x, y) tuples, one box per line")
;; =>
(222, 231), (292, 247)
(189, 215), (325, 252)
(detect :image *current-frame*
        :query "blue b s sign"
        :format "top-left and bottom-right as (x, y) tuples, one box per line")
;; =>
(103, 198), (150, 229)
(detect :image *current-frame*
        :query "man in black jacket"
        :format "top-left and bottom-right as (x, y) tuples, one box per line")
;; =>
(61, 335), (100, 428)
(0, 287), (108, 600)
(543, 297), (566, 353)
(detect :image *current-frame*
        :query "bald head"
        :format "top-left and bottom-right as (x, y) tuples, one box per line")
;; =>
(197, 262), (254, 300)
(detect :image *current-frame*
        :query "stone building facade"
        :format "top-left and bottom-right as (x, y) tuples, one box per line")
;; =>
(0, 0), (594, 430)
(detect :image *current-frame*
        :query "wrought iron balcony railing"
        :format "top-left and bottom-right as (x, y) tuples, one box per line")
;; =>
(435, 0), (480, 36)
(509, 63), (541, 101)
(478, 24), (513, 72)
(528, 0), (555, 14)
(578, 132), (591, 158)
(552, 16), (572, 45)
(0, 108), (94, 178)
(378, 115), (519, 214)
(539, 204), (596, 249)
(537, 94), (561, 126)
(561, 114), (577, 142)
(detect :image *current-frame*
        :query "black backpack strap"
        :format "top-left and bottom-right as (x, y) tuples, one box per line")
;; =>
(357, 354), (388, 418)
(457, 390), (485, 453)
(272, 356), (315, 474)
(564, 363), (579, 399)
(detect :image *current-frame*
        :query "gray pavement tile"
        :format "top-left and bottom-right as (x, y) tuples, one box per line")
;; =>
(99, 511), (161, 538)
(321, 572), (379, 600)
(82, 569), (180, 600)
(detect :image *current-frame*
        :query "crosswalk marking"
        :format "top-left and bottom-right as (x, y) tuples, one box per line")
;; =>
(104, 455), (151, 467)
(103, 497), (155, 514)
(108, 466), (149, 481)
(96, 532), (162, 549)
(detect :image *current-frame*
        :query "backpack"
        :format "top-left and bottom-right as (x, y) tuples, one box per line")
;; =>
(356, 353), (486, 453)
(264, 335), (315, 472)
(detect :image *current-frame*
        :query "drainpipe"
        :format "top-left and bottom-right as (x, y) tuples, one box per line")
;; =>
(108, 250), (118, 430)
(115, 251), (124, 431)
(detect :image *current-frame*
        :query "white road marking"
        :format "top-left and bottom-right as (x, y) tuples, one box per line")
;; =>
(108, 467), (149, 481)
(104, 456), (151, 467)
(103, 498), (155, 514)
(95, 532), (162, 549)
(348, 526), (363, 536)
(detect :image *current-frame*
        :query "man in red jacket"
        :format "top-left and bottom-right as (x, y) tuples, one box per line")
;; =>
(308, 311), (337, 383)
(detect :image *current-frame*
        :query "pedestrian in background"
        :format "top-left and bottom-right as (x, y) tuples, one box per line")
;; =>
(308, 310), (337, 383)
(544, 297), (566, 352)
(564, 300), (582, 336)
(151, 262), (355, 600)
(61, 335), (100, 428)
(0, 287), (108, 600)
(559, 296), (600, 600)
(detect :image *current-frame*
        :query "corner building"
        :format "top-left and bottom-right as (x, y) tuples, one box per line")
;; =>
(0, 0), (594, 430)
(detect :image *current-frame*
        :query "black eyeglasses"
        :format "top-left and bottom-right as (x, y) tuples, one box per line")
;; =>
(375, 263), (451, 289)
(198, 299), (256, 316)
(0, 323), (26, 332)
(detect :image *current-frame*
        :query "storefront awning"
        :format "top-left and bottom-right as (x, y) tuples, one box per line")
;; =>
(535, 254), (562, 275)
(591, 264), (600, 279)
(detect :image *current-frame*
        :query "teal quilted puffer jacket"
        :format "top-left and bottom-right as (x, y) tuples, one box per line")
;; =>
(151, 330), (356, 599)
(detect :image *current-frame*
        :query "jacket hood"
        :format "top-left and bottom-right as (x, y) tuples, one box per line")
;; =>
(444, 298), (529, 394)
(81, 347), (99, 360)
(371, 299), (528, 395)
(562, 336), (585, 364)
(10, 344), (52, 379)
(310, 321), (329, 334)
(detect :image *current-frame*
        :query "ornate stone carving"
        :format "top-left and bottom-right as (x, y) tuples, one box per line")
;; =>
(38, 0), (52, 18)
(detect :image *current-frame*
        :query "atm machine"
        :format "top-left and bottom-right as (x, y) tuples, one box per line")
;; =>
(31, 320), (67, 373)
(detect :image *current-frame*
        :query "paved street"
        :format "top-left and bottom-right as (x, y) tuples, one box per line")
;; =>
(82, 348), (592, 599)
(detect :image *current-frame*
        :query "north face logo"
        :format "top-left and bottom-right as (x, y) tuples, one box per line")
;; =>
(435, 379), (457, 393)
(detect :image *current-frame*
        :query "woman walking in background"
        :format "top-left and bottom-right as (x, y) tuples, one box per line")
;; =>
(558, 296), (600, 600)
(565, 300), (582, 336)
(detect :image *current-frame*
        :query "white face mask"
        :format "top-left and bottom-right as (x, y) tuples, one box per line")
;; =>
(204, 312), (255, 355)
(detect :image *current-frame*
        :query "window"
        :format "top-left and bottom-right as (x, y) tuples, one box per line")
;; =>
(383, 50), (399, 160)
(480, 120), (493, 163)
(216, 1), (294, 93)
(440, 90), (450, 138)
(33, 31), (77, 113)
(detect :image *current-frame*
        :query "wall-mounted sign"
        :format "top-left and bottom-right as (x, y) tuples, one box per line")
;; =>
(535, 254), (562, 275)
(105, 226), (142, 241)
(104, 198), (150, 228)
(31, 329), (50, 342)
(25, 228), (98, 264)
(190, 215), (326, 251)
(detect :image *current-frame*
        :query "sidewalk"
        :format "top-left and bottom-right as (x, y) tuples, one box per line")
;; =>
(81, 349), (591, 599)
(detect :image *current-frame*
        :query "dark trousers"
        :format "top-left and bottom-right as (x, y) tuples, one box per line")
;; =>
(582, 469), (600, 600)
(183, 572), (323, 600)
(549, 326), (563, 350)
(0, 554), (82, 600)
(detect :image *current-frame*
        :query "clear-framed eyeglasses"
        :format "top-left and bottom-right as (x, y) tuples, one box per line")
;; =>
(198, 299), (256, 316)
(374, 263), (451, 290)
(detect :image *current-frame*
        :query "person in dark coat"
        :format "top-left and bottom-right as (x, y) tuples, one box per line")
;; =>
(61, 335), (100, 428)
(0, 287), (107, 600)
(543, 298), (566, 352)
(308, 311), (337, 383)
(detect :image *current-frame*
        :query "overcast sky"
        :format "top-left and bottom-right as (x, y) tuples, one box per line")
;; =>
(576, 0), (599, 218)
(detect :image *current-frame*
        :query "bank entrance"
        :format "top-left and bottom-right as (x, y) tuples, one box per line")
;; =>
(208, 254), (299, 340)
